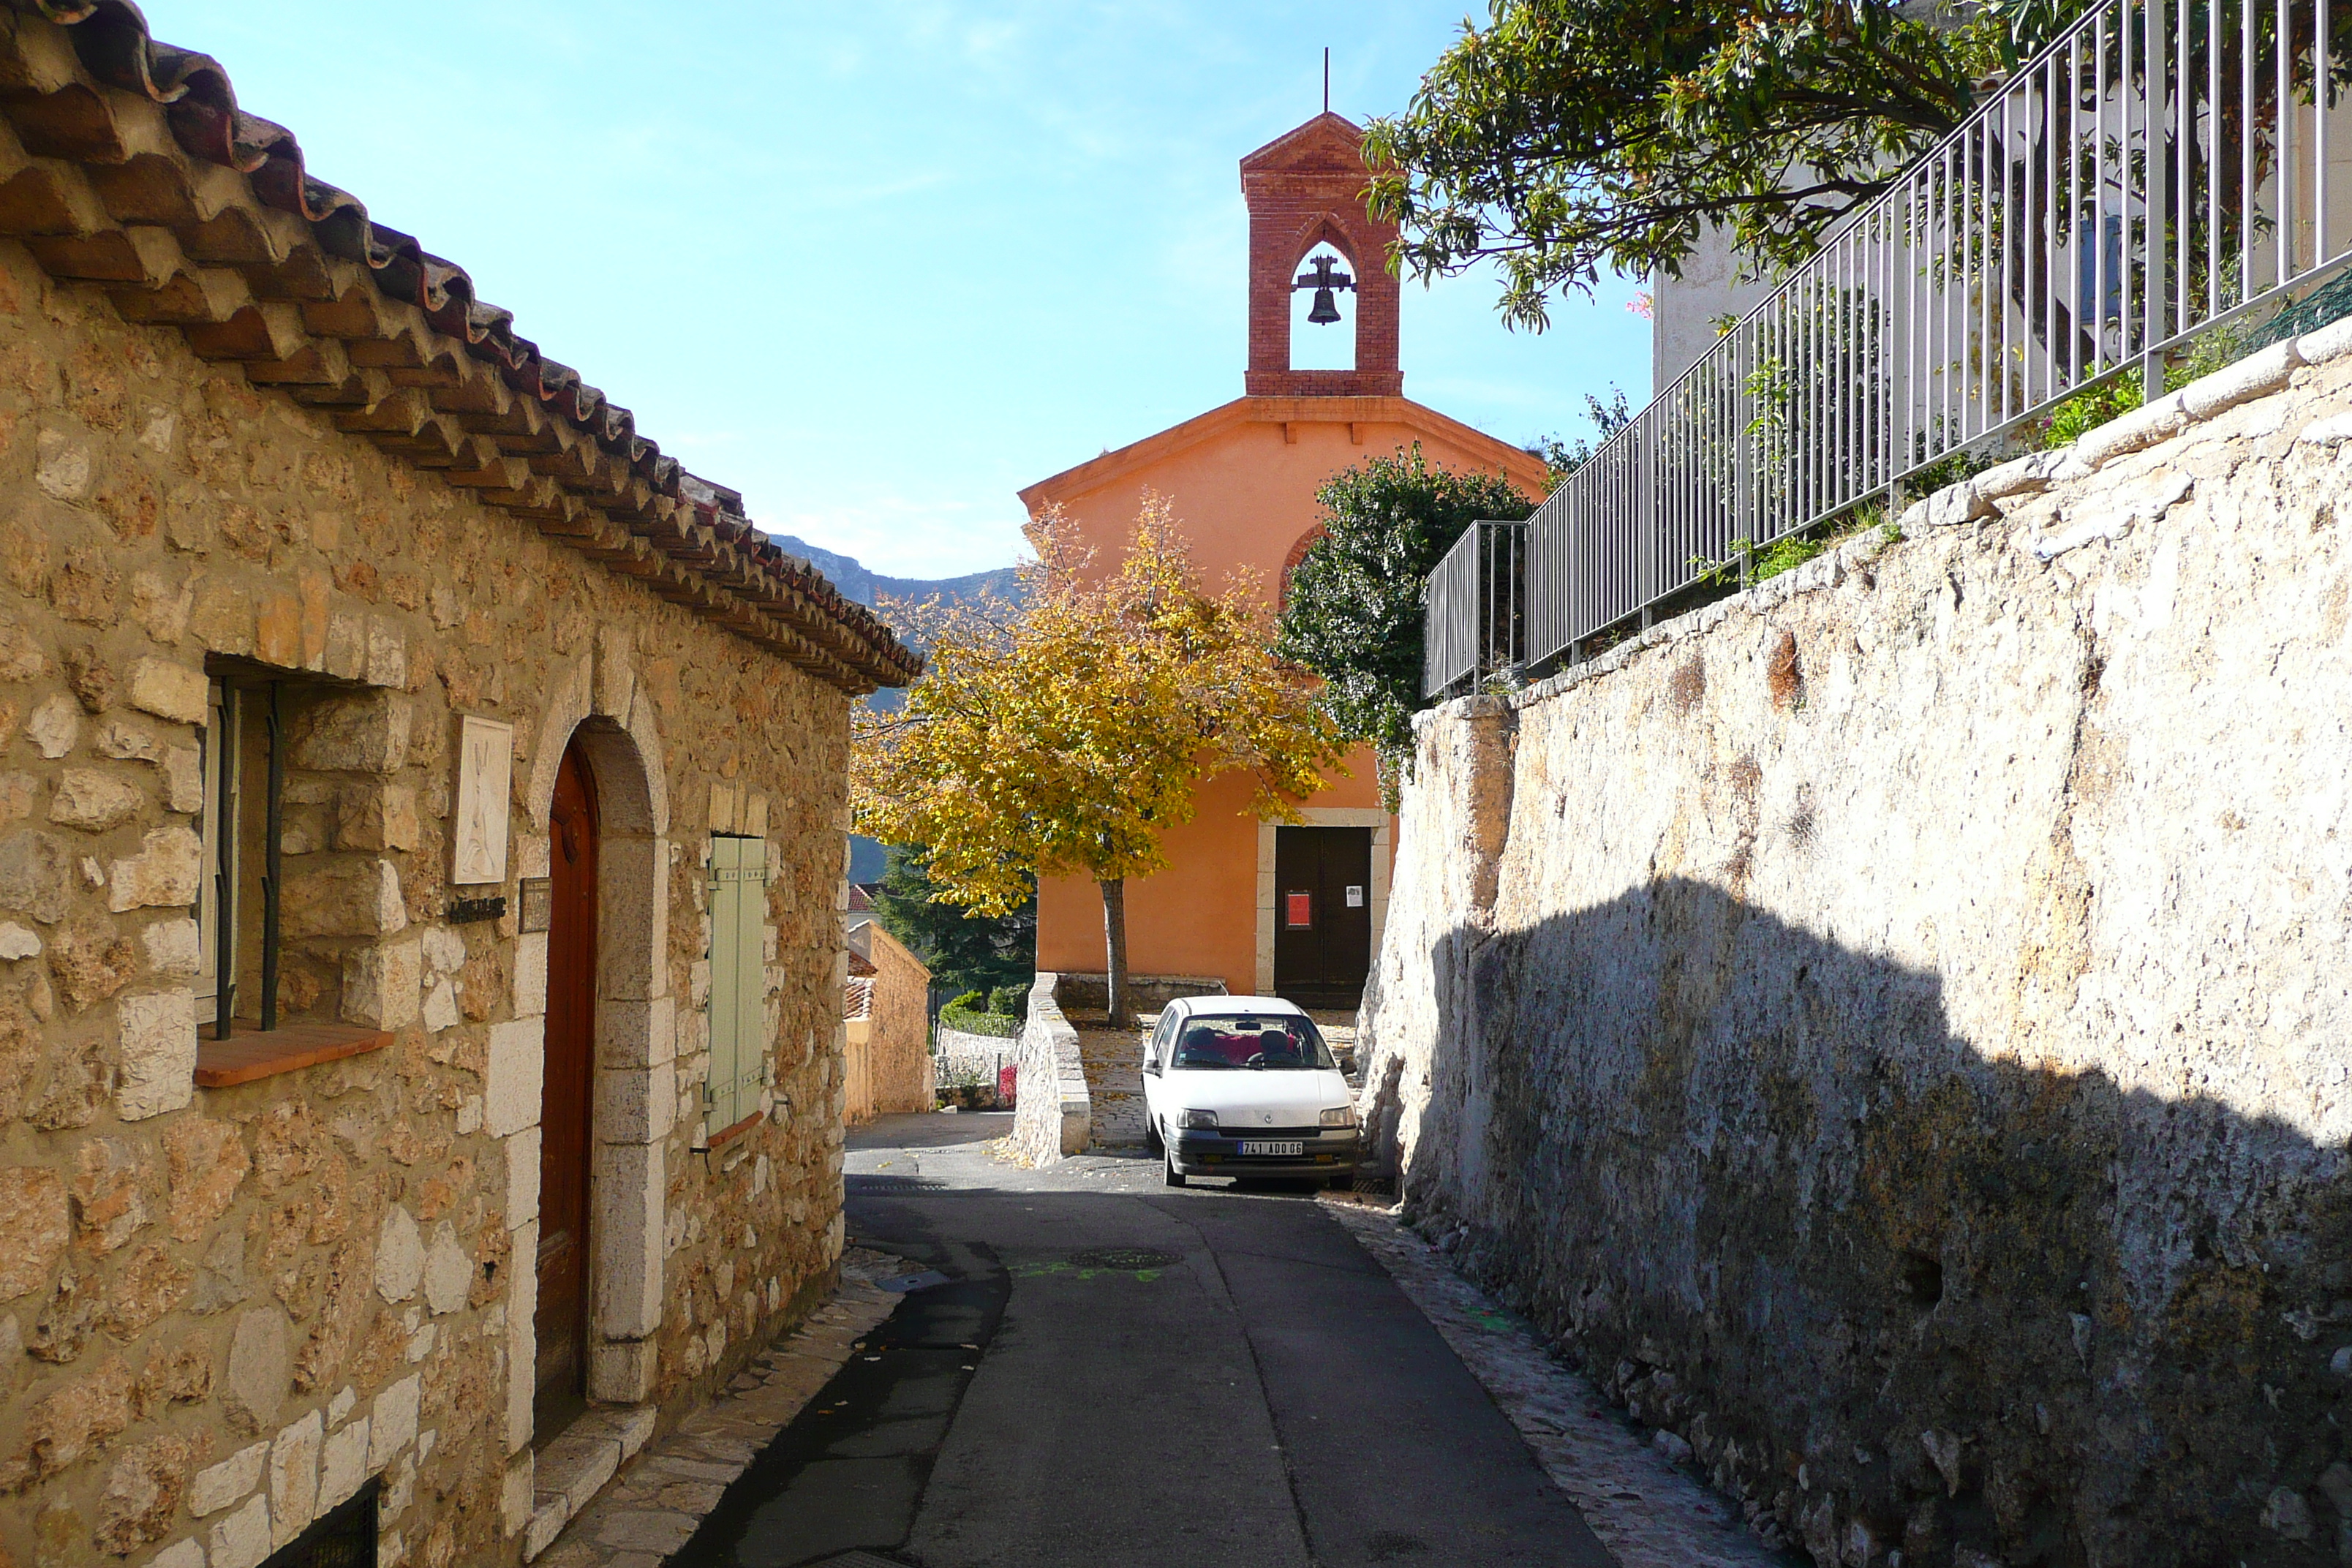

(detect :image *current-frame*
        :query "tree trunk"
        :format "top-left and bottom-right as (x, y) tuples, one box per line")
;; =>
(1098, 877), (1131, 1029)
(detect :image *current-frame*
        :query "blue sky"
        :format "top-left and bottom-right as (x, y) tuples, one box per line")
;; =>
(148, 1), (1651, 578)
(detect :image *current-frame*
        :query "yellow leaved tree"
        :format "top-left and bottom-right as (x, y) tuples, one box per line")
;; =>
(853, 494), (1345, 1027)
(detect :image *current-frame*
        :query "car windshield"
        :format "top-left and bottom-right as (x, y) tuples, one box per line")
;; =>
(1169, 1014), (1335, 1071)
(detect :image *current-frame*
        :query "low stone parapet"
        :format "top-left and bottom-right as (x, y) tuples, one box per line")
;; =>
(1050, 971), (1229, 1014)
(1011, 973), (1088, 1164)
(934, 1022), (1019, 1061)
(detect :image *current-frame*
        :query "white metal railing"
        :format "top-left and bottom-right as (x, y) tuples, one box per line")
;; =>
(1423, 519), (1528, 696)
(1473, 0), (2352, 673)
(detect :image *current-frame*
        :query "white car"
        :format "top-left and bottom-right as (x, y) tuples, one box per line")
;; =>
(1139, 995), (1358, 1188)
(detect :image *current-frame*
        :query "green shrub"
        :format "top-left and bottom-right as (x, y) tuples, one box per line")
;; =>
(2037, 371), (2144, 449)
(1749, 534), (1829, 583)
(939, 990), (1019, 1039)
(987, 983), (1030, 1020)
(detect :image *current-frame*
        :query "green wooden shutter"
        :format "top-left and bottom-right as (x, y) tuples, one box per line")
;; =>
(731, 835), (768, 1125)
(705, 835), (769, 1128)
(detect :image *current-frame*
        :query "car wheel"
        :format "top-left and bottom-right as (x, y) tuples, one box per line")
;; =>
(1142, 1115), (1163, 1155)
(1163, 1145), (1186, 1187)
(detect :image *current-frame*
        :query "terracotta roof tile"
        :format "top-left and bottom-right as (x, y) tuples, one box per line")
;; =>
(0, 0), (920, 693)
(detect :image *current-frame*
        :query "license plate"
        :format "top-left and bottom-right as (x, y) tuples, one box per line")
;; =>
(1237, 1139), (1304, 1156)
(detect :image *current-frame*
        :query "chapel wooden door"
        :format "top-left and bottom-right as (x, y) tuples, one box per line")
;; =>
(535, 741), (598, 1424)
(1272, 826), (1373, 1009)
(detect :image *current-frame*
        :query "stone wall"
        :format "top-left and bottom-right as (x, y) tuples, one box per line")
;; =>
(864, 933), (932, 1119)
(933, 1025), (1015, 1082)
(1361, 325), (2352, 1566)
(1047, 973), (1227, 1015)
(0, 240), (860, 1568)
(1011, 975), (1087, 1166)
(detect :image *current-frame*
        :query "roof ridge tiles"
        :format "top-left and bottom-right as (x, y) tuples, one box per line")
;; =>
(5, 0), (919, 691)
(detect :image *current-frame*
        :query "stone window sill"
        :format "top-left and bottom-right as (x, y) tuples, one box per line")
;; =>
(195, 1021), (395, 1088)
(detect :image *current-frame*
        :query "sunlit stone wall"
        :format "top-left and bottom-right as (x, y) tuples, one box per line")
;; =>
(1361, 333), (2352, 1568)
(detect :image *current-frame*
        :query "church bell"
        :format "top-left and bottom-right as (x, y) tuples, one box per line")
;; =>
(1293, 252), (1354, 327)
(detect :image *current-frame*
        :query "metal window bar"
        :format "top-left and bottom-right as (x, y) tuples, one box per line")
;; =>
(1425, 0), (2352, 683)
(209, 679), (288, 1040)
(211, 685), (238, 1044)
(1421, 519), (1529, 698)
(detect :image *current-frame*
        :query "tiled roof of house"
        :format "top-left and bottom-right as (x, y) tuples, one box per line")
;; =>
(0, 0), (920, 695)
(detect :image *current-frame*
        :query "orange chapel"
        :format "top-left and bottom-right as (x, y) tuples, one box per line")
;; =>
(1019, 112), (1549, 1007)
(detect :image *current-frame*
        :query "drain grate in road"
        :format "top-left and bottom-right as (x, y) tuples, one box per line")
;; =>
(846, 1175), (945, 1194)
(1068, 1247), (1180, 1270)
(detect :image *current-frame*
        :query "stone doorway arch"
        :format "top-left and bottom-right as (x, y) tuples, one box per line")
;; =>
(508, 649), (674, 1458)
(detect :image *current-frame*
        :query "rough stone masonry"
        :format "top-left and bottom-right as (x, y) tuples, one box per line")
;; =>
(1360, 323), (2352, 1567)
(0, 9), (916, 1568)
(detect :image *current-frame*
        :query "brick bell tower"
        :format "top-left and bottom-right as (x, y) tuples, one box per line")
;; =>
(1240, 112), (1403, 398)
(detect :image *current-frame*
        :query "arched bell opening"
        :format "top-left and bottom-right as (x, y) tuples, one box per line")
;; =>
(1288, 240), (1358, 372)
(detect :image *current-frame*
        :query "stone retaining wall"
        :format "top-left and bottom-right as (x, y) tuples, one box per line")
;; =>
(932, 1023), (1018, 1062)
(1361, 320), (2352, 1567)
(932, 1025), (1014, 1109)
(1010, 975), (1087, 1166)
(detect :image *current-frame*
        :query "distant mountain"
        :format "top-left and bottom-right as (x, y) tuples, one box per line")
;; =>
(770, 535), (1018, 617)
(771, 534), (1019, 883)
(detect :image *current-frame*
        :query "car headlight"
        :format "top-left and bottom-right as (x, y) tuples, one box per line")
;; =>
(1179, 1109), (1219, 1129)
(1319, 1105), (1357, 1128)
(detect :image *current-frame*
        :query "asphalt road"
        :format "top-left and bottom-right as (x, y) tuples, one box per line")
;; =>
(671, 1112), (1615, 1568)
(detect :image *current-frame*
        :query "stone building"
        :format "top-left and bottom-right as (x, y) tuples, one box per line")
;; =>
(840, 921), (930, 1124)
(0, 9), (916, 1568)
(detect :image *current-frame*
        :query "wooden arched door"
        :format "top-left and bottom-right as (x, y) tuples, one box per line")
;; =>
(535, 739), (598, 1429)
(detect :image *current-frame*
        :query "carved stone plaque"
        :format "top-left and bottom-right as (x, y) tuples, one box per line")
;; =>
(453, 715), (513, 886)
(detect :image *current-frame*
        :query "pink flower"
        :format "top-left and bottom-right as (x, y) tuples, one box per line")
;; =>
(1627, 292), (1654, 320)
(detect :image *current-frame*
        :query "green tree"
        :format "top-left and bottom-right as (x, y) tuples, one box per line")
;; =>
(873, 844), (1034, 1000)
(854, 497), (1346, 1026)
(1273, 447), (1537, 799)
(1363, 1), (2070, 328)
(1528, 388), (1634, 484)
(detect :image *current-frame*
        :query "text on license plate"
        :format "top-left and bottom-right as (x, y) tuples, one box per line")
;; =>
(1238, 1139), (1304, 1156)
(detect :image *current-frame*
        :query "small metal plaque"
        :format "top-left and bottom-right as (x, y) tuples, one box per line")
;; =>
(448, 894), (507, 926)
(519, 878), (552, 933)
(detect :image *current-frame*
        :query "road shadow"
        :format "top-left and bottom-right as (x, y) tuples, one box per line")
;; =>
(1367, 875), (2352, 1567)
(847, 1110), (1013, 1153)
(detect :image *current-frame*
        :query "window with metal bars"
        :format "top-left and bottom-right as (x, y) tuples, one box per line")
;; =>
(197, 671), (314, 1042)
(257, 1477), (377, 1568)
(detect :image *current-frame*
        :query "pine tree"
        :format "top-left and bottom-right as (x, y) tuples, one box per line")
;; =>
(872, 845), (1034, 1000)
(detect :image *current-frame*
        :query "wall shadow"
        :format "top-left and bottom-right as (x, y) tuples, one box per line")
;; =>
(1381, 876), (2352, 1568)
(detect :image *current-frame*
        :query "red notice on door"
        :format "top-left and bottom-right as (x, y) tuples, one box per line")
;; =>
(1285, 891), (1313, 928)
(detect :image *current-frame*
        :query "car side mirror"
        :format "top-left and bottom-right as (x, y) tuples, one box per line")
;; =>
(1144, 1060), (1160, 1076)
